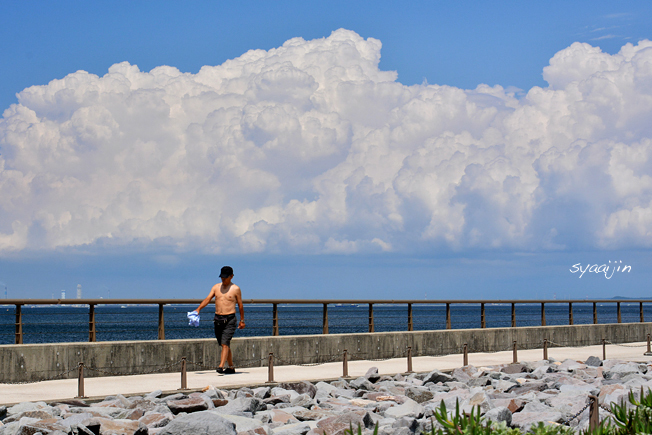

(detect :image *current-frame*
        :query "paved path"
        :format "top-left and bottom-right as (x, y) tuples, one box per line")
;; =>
(2, 342), (651, 405)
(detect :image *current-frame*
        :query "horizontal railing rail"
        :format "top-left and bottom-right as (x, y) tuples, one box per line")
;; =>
(1, 298), (650, 344)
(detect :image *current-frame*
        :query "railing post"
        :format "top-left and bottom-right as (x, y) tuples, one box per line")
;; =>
(76, 362), (86, 398)
(541, 303), (546, 326)
(406, 346), (413, 373)
(481, 303), (486, 328)
(343, 349), (348, 378)
(267, 353), (274, 383)
(463, 343), (468, 366)
(446, 303), (451, 329)
(617, 302), (622, 323)
(407, 303), (413, 332)
(89, 304), (96, 342)
(641, 302), (644, 323)
(322, 303), (329, 334)
(511, 303), (516, 327)
(368, 303), (374, 333)
(158, 304), (165, 340)
(543, 338), (548, 360)
(589, 395), (599, 432)
(513, 340), (518, 363)
(272, 304), (279, 336)
(15, 304), (22, 344)
(593, 302), (598, 324)
(569, 302), (573, 325)
(646, 334), (652, 356)
(602, 338), (606, 360)
(180, 357), (187, 390)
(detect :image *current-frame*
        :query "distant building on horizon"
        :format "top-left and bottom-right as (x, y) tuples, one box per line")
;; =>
(77, 284), (82, 299)
(61, 290), (66, 299)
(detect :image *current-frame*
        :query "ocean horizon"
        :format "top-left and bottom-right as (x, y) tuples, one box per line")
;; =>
(2, 302), (650, 345)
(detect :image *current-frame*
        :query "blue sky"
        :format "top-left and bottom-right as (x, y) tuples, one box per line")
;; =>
(1, 1), (652, 300)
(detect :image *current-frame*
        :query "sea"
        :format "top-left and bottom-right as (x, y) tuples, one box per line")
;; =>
(1, 302), (650, 345)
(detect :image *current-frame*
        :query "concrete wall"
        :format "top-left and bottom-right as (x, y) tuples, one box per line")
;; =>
(1, 322), (651, 383)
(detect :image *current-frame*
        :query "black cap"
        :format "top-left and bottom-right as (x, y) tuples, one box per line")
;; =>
(219, 266), (234, 278)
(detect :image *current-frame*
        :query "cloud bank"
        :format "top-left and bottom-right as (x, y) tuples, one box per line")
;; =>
(2, 30), (652, 254)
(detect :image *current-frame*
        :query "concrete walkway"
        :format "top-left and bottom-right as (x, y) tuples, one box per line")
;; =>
(2, 342), (652, 406)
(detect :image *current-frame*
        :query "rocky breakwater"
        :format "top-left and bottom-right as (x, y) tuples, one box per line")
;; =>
(1, 357), (652, 435)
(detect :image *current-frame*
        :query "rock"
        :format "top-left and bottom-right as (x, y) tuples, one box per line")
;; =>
(290, 394), (315, 408)
(238, 429), (267, 435)
(266, 409), (300, 424)
(14, 417), (68, 435)
(316, 412), (364, 435)
(215, 398), (265, 415)
(217, 414), (263, 433)
(291, 408), (333, 421)
(271, 422), (312, 435)
(167, 397), (209, 414)
(350, 377), (374, 391)
(405, 387), (433, 403)
(604, 362), (643, 380)
(3, 410), (57, 424)
(392, 416), (418, 432)
(145, 390), (162, 399)
(0, 406), (6, 420)
(364, 367), (381, 383)
(585, 356), (602, 367)
(484, 406), (512, 425)
(501, 364), (527, 374)
(84, 417), (148, 435)
(511, 411), (563, 432)
(423, 369), (453, 385)
(7, 402), (51, 417)
(159, 411), (236, 435)
(383, 398), (424, 419)
(463, 391), (493, 414)
(278, 382), (317, 399)
(252, 387), (271, 400)
(451, 366), (478, 383)
(138, 412), (171, 428)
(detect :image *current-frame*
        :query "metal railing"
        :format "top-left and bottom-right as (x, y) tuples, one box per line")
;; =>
(1, 298), (651, 344)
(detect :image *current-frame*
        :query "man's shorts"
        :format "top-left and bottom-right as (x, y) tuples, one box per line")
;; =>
(214, 313), (237, 346)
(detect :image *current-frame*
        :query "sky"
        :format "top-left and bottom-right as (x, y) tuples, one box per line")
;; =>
(1, 1), (652, 301)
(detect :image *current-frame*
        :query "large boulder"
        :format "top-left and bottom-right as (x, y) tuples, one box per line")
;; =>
(316, 412), (364, 435)
(278, 382), (317, 399)
(423, 369), (454, 385)
(383, 398), (424, 419)
(158, 411), (236, 435)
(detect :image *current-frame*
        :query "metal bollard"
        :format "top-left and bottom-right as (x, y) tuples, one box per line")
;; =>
(407, 347), (413, 373)
(512, 340), (518, 363)
(602, 338), (606, 360)
(76, 362), (86, 399)
(463, 343), (468, 366)
(343, 349), (348, 378)
(267, 353), (274, 383)
(645, 334), (652, 356)
(180, 357), (187, 390)
(588, 395), (599, 432)
(543, 338), (548, 360)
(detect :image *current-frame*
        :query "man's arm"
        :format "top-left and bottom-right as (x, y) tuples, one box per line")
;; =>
(195, 287), (215, 313)
(235, 286), (245, 329)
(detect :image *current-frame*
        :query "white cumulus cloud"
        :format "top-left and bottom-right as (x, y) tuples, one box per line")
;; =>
(2, 30), (652, 254)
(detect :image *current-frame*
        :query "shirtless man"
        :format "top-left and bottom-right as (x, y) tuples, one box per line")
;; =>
(195, 266), (245, 374)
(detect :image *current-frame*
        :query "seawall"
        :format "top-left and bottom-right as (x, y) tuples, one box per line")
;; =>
(1, 322), (651, 383)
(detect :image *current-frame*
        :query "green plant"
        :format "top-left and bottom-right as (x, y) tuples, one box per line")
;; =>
(584, 388), (652, 435)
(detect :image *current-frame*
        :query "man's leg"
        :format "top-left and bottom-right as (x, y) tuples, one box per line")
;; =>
(227, 346), (234, 367)
(220, 344), (229, 368)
